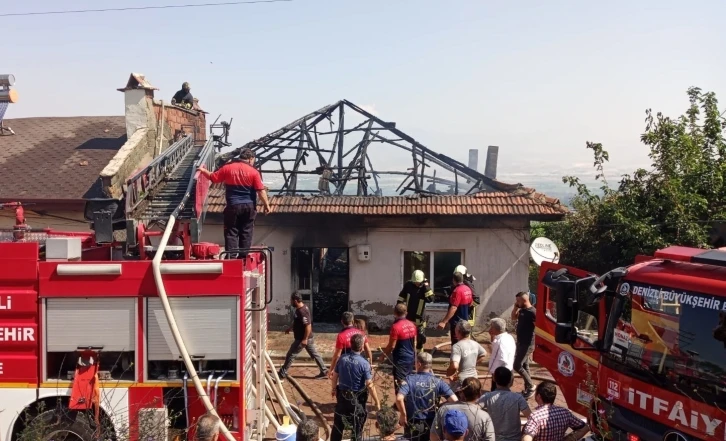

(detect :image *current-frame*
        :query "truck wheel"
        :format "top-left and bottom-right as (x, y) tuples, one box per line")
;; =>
(18, 409), (96, 441)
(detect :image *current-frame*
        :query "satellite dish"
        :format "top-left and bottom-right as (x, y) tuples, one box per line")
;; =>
(530, 237), (560, 266)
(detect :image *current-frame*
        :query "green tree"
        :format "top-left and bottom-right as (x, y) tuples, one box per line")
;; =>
(536, 87), (726, 275)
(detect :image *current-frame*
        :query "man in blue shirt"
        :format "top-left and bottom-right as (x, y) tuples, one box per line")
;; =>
(330, 334), (381, 441)
(396, 352), (457, 441)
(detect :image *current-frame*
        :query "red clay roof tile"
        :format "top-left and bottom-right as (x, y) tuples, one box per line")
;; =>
(206, 185), (568, 218)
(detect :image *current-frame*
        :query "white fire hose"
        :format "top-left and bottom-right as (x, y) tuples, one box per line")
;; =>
(152, 214), (236, 441)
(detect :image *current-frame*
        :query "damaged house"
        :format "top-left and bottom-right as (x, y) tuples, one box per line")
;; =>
(206, 101), (567, 328)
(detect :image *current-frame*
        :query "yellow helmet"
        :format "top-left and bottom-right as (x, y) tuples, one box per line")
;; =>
(411, 270), (425, 283)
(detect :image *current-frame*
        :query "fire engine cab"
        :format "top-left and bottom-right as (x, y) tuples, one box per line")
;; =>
(534, 246), (726, 441)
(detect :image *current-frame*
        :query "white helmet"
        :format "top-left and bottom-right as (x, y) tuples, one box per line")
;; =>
(411, 270), (425, 283)
(454, 265), (467, 275)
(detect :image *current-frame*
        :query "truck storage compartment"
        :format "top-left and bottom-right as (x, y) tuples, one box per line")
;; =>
(146, 296), (238, 381)
(44, 297), (136, 381)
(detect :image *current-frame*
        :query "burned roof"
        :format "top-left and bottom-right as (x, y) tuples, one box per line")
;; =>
(218, 100), (555, 201)
(0, 116), (126, 202)
(206, 186), (567, 218)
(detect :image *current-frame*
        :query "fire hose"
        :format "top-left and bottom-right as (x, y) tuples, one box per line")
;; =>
(152, 214), (235, 441)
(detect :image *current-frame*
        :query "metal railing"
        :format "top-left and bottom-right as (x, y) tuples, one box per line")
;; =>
(125, 135), (195, 214)
(174, 137), (215, 220)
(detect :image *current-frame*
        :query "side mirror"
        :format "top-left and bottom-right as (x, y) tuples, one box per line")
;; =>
(554, 279), (577, 345)
(555, 323), (576, 345)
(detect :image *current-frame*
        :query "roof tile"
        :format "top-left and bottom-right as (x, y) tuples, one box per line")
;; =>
(206, 185), (568, 218)
(0, 116), (126, 201)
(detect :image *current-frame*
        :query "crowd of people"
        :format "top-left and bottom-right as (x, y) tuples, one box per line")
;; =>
(184, 269), (586, 441)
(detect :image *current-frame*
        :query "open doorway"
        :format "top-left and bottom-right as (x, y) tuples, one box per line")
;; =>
(292, 247), (349, 323)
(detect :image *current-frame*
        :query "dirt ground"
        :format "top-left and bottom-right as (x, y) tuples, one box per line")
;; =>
(263, 330), (578, 440)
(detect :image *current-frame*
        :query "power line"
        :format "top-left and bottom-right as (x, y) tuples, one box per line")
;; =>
(0, 0), (292, 18)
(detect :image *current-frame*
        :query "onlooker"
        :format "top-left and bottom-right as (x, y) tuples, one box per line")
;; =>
(194, 413), (220, 441)
(487, 317), (516, 391)
(354, 318), (367, 333)
(446, 321), (486, 392)
(398, 270), (435, 352)
(198, 148), (271, 258)
(511, 291), (536, 398)
(522, 381), (589, 441)
(478, 367), (531, 441)
(437, 273), (473, 345)
(330, 334), (381, 441)
(396, 352), (457, 441)
(296, 419), (320, 441)
(377, 406), (404, 441)
(278, 293), (327, 380)
(430, 377), (495, 441)
(441, 409), (468, 441)
(379, 303), (417, 393)
(329, 312), (373, 377)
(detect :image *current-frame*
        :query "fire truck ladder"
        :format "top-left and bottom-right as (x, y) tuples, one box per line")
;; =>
(125, 134), (215, 258)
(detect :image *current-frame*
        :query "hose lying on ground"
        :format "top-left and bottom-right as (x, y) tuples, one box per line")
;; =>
(286, 374), (332, 441)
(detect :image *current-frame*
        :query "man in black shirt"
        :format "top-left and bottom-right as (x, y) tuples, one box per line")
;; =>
(278, 292), (328, 379)
(172, 82), (194, 109)
(510, 291), (536, 398)
(398, 270), (434, 351)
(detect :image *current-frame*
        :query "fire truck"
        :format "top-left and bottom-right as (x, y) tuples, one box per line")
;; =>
(534, 246), (726, 441)
(0, 130), (272, 441)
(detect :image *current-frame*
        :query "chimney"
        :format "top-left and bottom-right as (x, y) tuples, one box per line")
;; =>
(117, 73), (158, 140)
(484, 145), (498, 179)
(468, 149), (479, 171)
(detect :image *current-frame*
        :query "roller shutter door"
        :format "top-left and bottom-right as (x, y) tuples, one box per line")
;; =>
(46, 298), (136, 352)
(147, 297), (237, 361)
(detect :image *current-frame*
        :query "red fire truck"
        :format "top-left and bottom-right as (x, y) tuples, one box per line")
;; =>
(0, 131), (272, 441)
(534, 246), (726, 441)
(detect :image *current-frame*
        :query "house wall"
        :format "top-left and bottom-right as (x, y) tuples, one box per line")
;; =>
(199, 219), (531, 330)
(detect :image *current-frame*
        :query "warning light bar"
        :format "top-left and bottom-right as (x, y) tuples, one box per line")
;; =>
(653, 246), (726, 267)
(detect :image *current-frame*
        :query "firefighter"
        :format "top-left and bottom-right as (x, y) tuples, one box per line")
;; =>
(172, 82), (194, 109)
(454, 265), (480, 323)
(436, 272), (473, 346)
(198, 148), (271, 258)
(398, 269), (434, 352)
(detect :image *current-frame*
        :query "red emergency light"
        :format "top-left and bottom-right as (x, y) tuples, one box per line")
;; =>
(654, 246), (726, 267)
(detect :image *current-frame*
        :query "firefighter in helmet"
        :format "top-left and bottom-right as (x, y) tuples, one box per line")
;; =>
(454, 265), (480, 324)
(398, 270), (434, 352)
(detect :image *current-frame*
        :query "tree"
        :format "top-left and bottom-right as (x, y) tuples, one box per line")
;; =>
(536, 87), (726, 275)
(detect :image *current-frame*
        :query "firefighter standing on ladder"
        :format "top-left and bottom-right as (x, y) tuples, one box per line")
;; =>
(398, 270), (434, 352)
(198, 148), (271, 258)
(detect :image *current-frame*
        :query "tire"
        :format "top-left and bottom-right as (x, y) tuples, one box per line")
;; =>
(16, 408), (97, 441)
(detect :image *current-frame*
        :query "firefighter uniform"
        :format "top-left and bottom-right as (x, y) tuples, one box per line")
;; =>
(398, 271), (434, 351)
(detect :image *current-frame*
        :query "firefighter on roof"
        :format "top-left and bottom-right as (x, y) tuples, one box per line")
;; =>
(171, 81), (194, 109)
(398, 270), (434, 352)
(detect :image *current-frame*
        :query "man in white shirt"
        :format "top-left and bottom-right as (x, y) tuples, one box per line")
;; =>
(487, 318), (516, 392)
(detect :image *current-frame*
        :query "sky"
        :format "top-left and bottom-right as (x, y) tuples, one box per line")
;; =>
(3, 0), (725, 192)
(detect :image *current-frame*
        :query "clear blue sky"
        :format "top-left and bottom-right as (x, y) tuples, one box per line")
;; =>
(3, 0), (725, 187)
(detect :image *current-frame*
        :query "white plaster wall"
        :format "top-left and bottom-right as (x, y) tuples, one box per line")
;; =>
(123, 89), (149, 140)
(200, 223), (530, 329)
